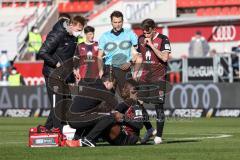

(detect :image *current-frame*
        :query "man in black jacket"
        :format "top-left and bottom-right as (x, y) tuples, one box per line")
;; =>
(38, 15), (86, 130)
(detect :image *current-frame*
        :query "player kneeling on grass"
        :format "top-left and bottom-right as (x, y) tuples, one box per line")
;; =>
(104, 79), (152, 145)
(65, 77), (117, 147)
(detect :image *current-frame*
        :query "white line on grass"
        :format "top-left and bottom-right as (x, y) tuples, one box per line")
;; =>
(167, 134), (232, 141)
(0, 141), (25, 145)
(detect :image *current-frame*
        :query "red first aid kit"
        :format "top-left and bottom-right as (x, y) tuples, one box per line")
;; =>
(28, 126), (66, 147)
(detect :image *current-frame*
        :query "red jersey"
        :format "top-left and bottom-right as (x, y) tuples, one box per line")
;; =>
(75, 41), (99, 79)
(138, 33), (171, 82)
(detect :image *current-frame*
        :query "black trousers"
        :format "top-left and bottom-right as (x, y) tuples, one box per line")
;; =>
(69, 115), (115, 142)
(44, 77), (64, 130)
(104, 65), (132, 95)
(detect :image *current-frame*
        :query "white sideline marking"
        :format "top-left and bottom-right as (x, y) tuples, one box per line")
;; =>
(0, 141), (25, 145)
(168, 134), (232, 141)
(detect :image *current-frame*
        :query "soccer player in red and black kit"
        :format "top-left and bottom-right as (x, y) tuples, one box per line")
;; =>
(73, 26), (99, 83)
(137, 19), (171, 144)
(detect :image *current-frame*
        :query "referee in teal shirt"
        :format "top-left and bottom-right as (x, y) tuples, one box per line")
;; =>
(98, 11), (142, 95)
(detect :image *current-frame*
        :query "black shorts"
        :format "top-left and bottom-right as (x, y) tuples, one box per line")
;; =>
(103, 65), (132, 90)
(136, 81), (167, 104)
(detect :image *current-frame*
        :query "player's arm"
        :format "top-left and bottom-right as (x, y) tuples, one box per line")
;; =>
(73, 45), (81, 82)
(98, 35), (106, 78)
(145, 37), (171, 62)
(98, 49), (104, 78)
(131, 47), (142, 80)
(120, 30), (141, 73)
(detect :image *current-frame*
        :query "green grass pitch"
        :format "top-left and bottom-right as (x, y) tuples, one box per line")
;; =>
(0, 117), (239, 160)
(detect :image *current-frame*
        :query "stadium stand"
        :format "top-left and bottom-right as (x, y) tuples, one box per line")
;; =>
(0, 1), (54, 61)
(0, 7), (43, 60)
(58, 0), (95, 13)
(177, 0), (240, 16)
(0, 0), (51, 8)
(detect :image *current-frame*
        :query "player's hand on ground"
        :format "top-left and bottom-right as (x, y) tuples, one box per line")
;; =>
(120, 62), (131, 70)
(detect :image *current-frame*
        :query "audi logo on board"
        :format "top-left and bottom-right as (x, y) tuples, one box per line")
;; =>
(170, 84), (221, 109)
(212, 25), (236, 41)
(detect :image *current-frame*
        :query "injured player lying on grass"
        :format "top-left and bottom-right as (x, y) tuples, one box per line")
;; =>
(65, 79), (152, 147)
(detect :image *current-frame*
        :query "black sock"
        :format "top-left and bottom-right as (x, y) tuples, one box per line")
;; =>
(142, 105), (153, 130)
(155, 104), (165, 137)
(143, 121), (153, 130)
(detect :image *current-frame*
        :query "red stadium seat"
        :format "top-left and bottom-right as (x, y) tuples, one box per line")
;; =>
(196, 8), (205, 16)
(189, 0), (195, 7)
(72, 1), (79, 12)
(212, 7), (221, 15)
(215, 0), (224, 5)
(205, 7), (213, 16)
(66, 3), (75, 13)
(205, 0), (215, 7)
(199, 0), (208, 7)
(230, 6), (240, 15)
(29, 2), (35, 7)
(221, 7), (230, 15)
(58, 3), (63, 12)
(229, 6), (238, 14)
(86, 1), (94, 11)
(177, 0), (189, 8)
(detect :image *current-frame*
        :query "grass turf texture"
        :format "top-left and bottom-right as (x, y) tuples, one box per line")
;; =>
(0, 117), (239, 160)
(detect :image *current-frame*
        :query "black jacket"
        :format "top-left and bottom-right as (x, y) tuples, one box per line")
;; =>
(38, 19), (77, 77)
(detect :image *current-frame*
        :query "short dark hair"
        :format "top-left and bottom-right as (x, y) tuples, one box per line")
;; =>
(141, 18), (156, 31)
(58, 13), (71, 20)
(72, 15), (86, 26)
(84, 26), (95, 34)
(31, 26), (36, 32)
(110, 11), (123, 21)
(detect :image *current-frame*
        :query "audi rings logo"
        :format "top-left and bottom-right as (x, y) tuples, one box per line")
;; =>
(170, 84), (221, 109)
(212, 25), (236, 41)
(24, 77), (45, 86)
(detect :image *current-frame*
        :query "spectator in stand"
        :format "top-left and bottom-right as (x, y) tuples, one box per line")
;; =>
(8, 67), (25, 86)
(0, 67), (9, 86)
(189, 31), (210, 57)
(0, 50), (10, 70)
(27, 26), (42, 61)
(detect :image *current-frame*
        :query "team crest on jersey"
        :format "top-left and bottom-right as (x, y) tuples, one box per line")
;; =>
(145, 50), (151, 61)
(87, 51), (93, 60)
